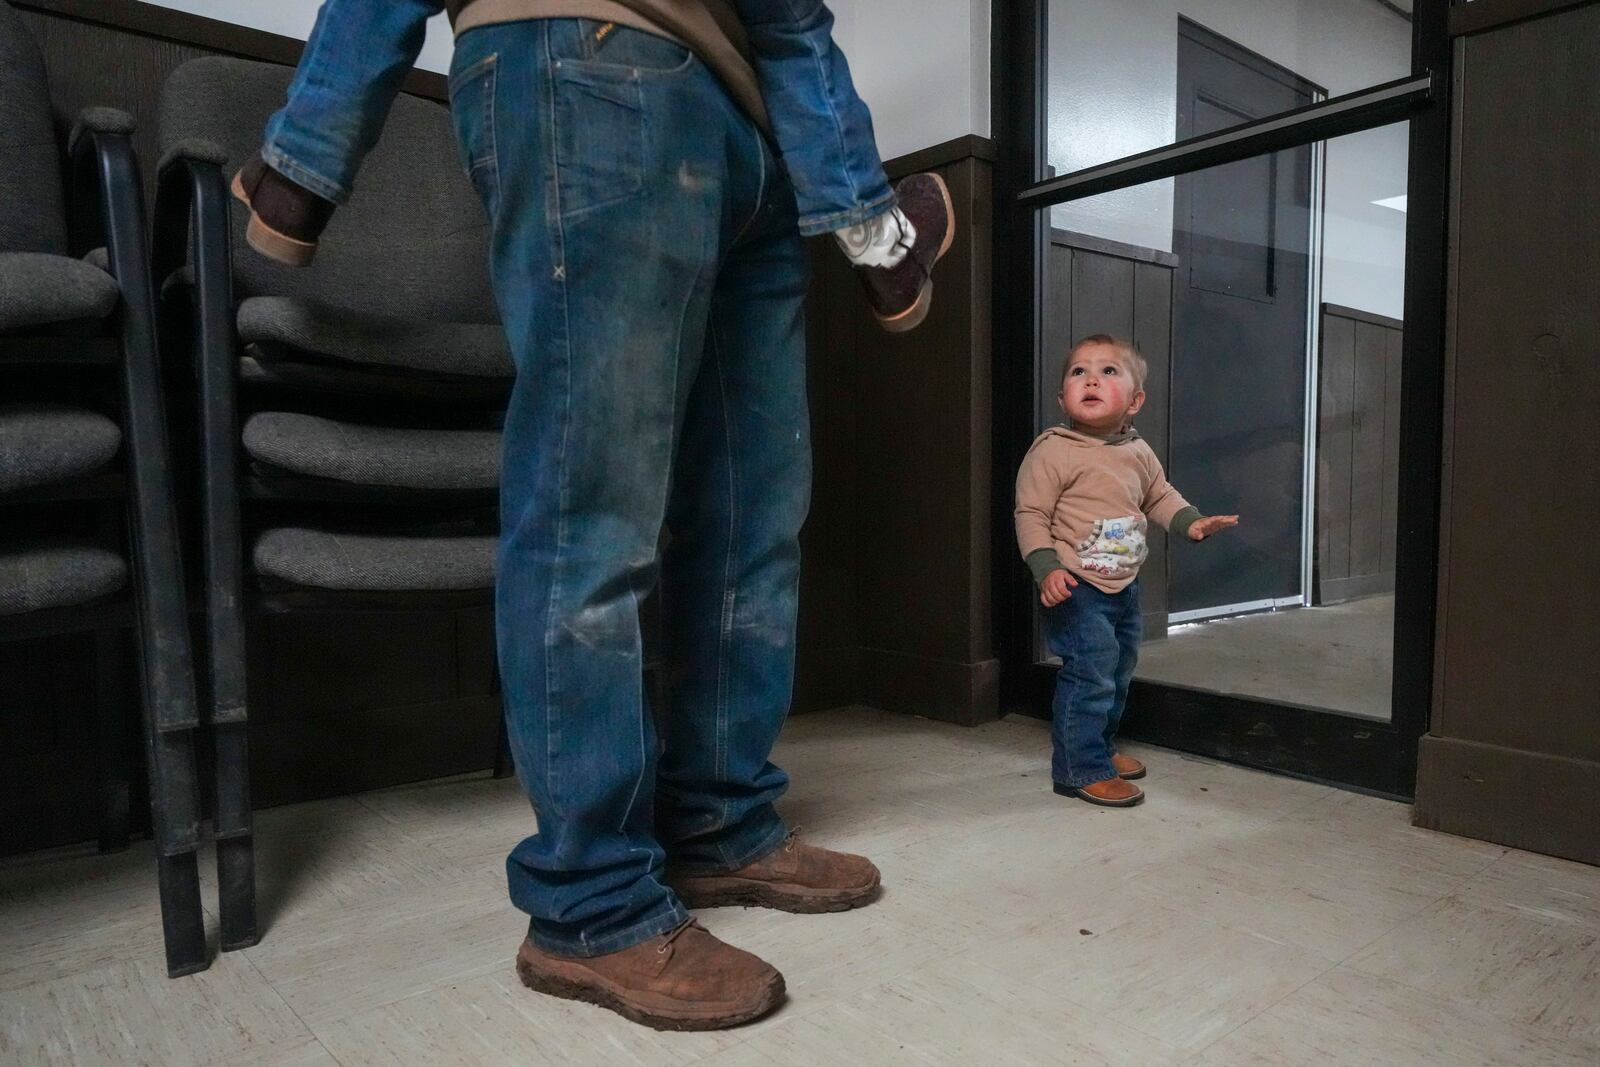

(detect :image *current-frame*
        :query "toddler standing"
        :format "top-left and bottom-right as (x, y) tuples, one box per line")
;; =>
(1014, 335), (1238, 806)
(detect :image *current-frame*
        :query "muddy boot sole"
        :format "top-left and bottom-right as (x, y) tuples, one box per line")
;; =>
(514, 952), (784, 1032)
(671, 872), (882, 914)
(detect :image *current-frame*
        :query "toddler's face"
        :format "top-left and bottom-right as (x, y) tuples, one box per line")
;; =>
(1058, 342), (1145, 432)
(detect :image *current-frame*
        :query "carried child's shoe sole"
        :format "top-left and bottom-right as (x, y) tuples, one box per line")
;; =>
(1053, 781), (1145, 807)
(230, 171), (319, 267)
(876, 173), (957, 334)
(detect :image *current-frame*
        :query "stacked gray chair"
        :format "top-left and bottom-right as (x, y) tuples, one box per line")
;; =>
(0, 0), (206, 976)
(154, 56), (512, 952)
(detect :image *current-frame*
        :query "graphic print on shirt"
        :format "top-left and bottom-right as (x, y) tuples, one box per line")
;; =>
(1075, 515), (1149, 576)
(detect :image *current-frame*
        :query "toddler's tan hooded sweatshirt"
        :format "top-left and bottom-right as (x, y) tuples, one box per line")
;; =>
(1014, 425), (1200, 595)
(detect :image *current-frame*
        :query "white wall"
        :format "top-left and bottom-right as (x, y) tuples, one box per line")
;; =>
(830, 0), (993, 158)
(1046, 0), (1411, 317)
(141, 0), (458, 72)
(141, 0), (990, 161)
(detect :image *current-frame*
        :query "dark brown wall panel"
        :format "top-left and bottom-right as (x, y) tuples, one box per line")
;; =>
(1417, 1), (1600, 864)
(854, 153), (999, 724)
(1319, 313), (1355, 586)
(1316, 305), (1402, 605)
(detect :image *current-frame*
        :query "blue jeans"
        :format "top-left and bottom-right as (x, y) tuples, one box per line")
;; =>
(262, 0), (893, 235)
(452, 20), (809, 957)
(1043, 581), (1142, 788)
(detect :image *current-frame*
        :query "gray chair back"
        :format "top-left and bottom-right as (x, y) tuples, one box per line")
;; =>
(0, 0), (68, 255)
(157, 56), (497, 324)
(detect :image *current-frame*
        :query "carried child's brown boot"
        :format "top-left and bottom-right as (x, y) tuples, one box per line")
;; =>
(1111, 752), (1146, 780)
(843, 172), (956, 333)
(1055, 777), (1145, 807)
(514, 919), (784, 1031)
(229, 152), (335, 267)
(666, 832), (881, 913)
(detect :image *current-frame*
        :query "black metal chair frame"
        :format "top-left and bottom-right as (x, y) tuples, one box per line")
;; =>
(154, 149), (510, 954)
(0, 114), (208, 978)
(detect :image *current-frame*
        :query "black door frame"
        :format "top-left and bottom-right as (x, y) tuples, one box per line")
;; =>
(992, 0), (1455, 797)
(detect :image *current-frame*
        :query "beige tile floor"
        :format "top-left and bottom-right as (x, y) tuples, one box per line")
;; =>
(3, 706), (1598, 1066)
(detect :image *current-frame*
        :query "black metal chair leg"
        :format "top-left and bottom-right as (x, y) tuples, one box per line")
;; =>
(143, 724), (207, 977)
(214, 723), (257, 950)
(80, 122), (211, 977)
(154, 848), (207, 978)
(185, 160), (257, 950)
(93, 629), (132, 853)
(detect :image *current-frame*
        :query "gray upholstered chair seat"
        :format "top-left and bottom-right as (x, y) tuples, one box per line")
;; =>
(0, 544), (127, 615)
(0, 404), (122, 493)
(0, 252), (119, 331)
(252, 528), (497, 591)
(241, 412), (500, 490)
(237, 297), (512, 378)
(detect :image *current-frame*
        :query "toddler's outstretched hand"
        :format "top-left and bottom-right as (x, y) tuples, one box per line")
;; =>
(1188, 515), (1240, 541)
(1040, 568), (1078, 607)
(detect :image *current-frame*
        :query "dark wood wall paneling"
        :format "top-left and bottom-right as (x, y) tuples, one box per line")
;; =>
(4, 4), (1001, 850)
(1039, 230), (1177, 638)
(1316, 304), (1403, 605)
(1415, 0), (1600, 864)
(843, 140), (1000, 726)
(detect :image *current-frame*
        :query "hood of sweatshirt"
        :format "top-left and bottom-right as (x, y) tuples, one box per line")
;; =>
(1039, 422), (1142, 448)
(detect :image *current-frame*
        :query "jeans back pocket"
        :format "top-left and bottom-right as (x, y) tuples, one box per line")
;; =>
(552, 63), (644, 220)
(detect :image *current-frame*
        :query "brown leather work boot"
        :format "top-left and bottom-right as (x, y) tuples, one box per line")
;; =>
(229, 152), (335, 268)
(1111, 752), (1147, 780)
(1055, 777), (1145, 807)
(667, 832), (881, 913)
(514, 919), (784, 1031)
(854, 172), (956, 334)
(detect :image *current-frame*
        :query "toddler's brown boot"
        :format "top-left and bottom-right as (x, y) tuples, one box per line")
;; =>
(667, 832), (881, 913)
(514, 919), (784, 1031)
(1055, 777), (1145, 807)
(1111, 753), (1147, 780)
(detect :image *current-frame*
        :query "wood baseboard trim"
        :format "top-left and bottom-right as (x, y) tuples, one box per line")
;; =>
(1415, 733), (1600, 865)
(858, 647), (1000, 726)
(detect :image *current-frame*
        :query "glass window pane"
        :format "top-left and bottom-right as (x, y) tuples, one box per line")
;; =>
(1031, 122), (1409, 722)
(1044, 0), (1414, 179)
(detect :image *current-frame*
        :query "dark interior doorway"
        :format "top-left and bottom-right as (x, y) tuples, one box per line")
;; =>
(1168, 20), (1319, 616)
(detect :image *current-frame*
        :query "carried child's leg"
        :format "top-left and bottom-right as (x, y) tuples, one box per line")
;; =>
(1044, 587), (1145, 807)
(232, 0), (439, 264)
(733, 0), (956, 332)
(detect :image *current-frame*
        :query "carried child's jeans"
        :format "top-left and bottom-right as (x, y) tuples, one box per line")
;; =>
(1042, 579), (1142, 788)
(261, 0), (894, 236)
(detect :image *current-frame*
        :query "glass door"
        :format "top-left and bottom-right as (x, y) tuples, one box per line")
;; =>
(994, 0), (1453, 795)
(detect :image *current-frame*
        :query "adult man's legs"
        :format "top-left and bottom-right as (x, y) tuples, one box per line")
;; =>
(653, 175), (810, 878)
(653, 170), (881, 912)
